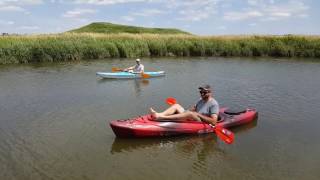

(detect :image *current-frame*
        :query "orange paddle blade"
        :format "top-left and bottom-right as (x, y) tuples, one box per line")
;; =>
(112, 67), (122, 72)
(215, 125), (234, 144)
(166, 97), (177, 105)
(141, 72), (150, 78)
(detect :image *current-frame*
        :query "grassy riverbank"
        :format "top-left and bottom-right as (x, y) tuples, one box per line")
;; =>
(0, 33), (319, 64)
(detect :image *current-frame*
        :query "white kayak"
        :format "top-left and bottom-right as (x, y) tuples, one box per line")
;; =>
(96, 71), (165, 79)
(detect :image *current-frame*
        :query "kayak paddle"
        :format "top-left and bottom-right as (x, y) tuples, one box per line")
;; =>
(141, 72), (150, 78)
(112, 67), (150, 78)
(165, 97), (235, 144)
(112, 67), (123, 72)
(211, 124), (234, 144)
(166, 97), (177, 105)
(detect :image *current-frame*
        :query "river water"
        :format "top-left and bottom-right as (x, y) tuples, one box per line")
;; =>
(0, 57), (320, 180)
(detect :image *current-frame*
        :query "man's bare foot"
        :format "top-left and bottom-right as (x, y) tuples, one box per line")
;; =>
(149, 108), (160, 120)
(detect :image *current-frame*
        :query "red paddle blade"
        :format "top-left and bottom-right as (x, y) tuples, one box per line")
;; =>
(166, 97), (177, 105)
(215, 125), (235, 144)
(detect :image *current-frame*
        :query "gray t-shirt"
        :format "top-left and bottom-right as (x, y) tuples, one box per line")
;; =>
(195, 98), (219, 116)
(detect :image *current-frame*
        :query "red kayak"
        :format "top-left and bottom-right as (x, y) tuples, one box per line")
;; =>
(110, 108), (258, 138)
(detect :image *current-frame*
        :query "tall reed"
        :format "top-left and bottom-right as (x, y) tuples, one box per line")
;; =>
(0, 33), (319, 64)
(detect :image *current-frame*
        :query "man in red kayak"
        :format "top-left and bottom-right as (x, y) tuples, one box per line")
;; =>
(150, 84), (219, 126)
(123, 59), (144, 73)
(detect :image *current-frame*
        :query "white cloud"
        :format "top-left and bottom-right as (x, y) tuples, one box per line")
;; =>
(132, 9), (165, 17)
(0, 0), (43, 14)
(247, 0), (258, 6)
(216, 25), (226, 30)
(247, 0), (275, 6)
(0, 0), (43, 5)
(166, 0), (220, 8)
(71, 0), (146, 5)
(24, 0), (225, 23)
(169, 0), (223, 21)
(224, 0), (309, 21)
(247, 0), (262, 6)
(63, 8), (97, 18)
(176, 9), (211, 21)
(264, 1), (309, 20)
(0, 5), (25, 12)
(121, 16), (135, 22)
(297, 14), (308, 18)
(20, 0), (43, 5)
(19, 25), (40, 30)
(270, 12), (291, 17)
(0, 20), (14, 25)
(224, 11), (263, 21)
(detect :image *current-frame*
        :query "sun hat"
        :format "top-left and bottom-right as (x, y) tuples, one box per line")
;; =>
(198, 84), (212, 91)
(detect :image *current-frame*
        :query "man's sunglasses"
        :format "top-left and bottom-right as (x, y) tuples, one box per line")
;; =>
(199, 90), (210, 95)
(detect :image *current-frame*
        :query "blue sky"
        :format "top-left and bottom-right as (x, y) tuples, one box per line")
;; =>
(0, 0), (319, 35)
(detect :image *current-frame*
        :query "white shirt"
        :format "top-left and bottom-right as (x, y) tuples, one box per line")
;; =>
(134, 64), (144, 73)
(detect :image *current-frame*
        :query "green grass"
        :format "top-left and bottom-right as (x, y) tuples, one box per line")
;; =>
(68, 22), (191, 35)
(0, 33), (319, 64)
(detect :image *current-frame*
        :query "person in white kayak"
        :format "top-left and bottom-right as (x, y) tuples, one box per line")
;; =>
(150, 84), (219, 126)
(123, 59), (144, 73)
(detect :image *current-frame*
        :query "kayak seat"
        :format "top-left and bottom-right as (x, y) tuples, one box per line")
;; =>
(224, 109), (247, 115)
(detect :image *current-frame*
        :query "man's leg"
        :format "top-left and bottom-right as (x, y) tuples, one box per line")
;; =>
(160, 104), (185, 116)
(150, 104), (184, 117)
(153, 111), (201, 121)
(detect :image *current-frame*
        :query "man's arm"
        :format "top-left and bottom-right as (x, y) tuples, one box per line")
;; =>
(196, 113), (218, 126)
(188, 105), (196, 111)
(124, 66), (135, 71)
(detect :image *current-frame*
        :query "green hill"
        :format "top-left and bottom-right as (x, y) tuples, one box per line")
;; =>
(68, 22), (191, 34)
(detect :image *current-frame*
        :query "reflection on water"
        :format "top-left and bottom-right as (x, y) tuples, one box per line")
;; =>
(111, 118), (257, 155)
(97, 78), (151, 97)
(110, 120), (257, 179)
(133, 79), (150, 96)
(231, 117), (258, 133)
